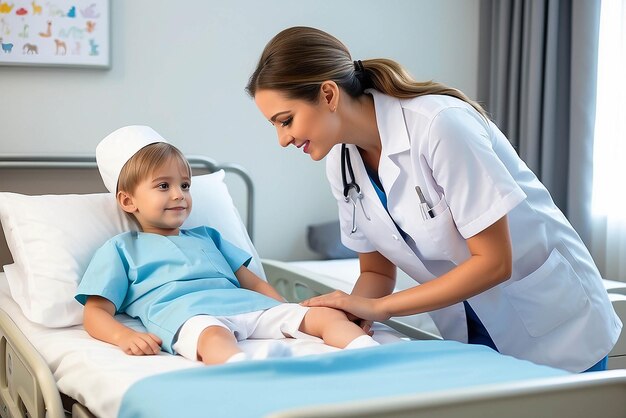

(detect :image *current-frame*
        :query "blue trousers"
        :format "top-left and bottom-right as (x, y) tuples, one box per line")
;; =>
(584, 356), (608, 372)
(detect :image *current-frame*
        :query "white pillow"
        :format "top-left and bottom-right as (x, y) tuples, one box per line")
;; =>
(0, 170), (263, 328)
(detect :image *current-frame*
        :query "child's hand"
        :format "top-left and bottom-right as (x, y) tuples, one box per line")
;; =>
(118, 329), (162, 355)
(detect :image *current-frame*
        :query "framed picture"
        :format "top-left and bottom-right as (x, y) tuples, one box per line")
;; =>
(0, 0), (109, 68)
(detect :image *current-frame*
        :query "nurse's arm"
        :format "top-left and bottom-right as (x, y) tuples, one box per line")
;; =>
(349, 252), (396, 333)
(352, 251), (397, 299)
(235, 265), (287, 302)
(379, 215), (513, 318)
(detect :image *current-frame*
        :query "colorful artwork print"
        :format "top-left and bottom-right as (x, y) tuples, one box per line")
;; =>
(0, 0), (109, 68)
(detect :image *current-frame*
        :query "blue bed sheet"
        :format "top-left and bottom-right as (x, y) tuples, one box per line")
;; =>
(119, 340), (568, 418)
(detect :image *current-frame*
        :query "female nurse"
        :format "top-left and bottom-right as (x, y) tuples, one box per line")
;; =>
(246, 26), (621, 373)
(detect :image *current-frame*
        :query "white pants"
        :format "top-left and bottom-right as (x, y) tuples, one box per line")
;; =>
(172, 303), (311, 361)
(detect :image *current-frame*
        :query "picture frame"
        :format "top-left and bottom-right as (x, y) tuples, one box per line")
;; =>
(0, 0), (110, 68)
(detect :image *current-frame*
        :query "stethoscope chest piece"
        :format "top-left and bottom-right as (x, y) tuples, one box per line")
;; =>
(341, 144), (371, 233)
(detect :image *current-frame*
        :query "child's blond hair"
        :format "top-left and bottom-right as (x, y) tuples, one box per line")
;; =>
(117, 142), (191, 194)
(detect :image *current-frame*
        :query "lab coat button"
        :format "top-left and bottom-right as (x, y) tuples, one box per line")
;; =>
(392, 234), (399, 241)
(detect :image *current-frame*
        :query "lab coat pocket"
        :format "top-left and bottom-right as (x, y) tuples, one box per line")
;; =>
(418, 196), (469, 264)
(503, 248), (589, 337)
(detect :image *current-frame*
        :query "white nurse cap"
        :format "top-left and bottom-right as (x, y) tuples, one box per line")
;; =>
(96, 125), (168, 193)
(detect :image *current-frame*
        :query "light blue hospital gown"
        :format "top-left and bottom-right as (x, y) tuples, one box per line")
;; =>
(75, 226), (281, 353)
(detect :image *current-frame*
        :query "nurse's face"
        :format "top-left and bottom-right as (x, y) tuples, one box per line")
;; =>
(254, 88), (340, 161)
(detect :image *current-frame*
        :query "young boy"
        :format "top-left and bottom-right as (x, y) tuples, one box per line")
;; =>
(76, 125), (379, 365)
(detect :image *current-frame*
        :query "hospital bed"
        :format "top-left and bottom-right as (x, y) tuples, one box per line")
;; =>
(1, 154), (626, 418)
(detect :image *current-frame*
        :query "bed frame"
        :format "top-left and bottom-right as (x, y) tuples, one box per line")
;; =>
(1, 155), (626, 418)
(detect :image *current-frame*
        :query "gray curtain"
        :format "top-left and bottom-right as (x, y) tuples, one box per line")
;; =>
(478, 0), (601, 245)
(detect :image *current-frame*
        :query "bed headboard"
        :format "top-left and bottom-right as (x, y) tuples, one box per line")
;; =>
(0, 154), (255, 270)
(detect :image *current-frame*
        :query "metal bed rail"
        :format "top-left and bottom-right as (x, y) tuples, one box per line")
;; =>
(0, 308), (65, 418)
(0, 154), (255, 242)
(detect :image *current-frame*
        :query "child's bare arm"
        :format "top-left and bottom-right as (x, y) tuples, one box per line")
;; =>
(235, 266), (286, 302)
(84, 296), (162, 355)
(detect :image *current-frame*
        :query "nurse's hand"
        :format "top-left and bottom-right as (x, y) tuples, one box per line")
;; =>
(301, 290), (390, 322)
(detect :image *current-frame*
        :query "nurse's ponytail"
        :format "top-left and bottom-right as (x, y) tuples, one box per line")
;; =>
(246, 26), (488, 119)
(361, 59), (488, 118)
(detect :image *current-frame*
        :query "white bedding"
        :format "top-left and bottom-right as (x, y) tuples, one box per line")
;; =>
(0, 272), (406, 418)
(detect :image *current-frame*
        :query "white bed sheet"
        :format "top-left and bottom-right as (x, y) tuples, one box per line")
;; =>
(288, 258), (440, 336)
(0, 272), (406, 418)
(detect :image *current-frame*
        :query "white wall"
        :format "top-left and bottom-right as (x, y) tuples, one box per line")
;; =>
(0, 0), (480, 260)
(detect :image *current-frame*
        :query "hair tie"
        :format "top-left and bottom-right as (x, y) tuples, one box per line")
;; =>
(353, 60), (364, 74)
(353, 60), (370, 90)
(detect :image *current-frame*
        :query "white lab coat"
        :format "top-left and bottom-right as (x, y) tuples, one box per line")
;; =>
(326, 89), (622, 372)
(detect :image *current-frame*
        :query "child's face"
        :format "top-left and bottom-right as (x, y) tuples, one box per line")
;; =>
(120, 157), (192, 235)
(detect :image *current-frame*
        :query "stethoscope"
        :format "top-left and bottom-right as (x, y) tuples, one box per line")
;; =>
(341, 144), (370, 233)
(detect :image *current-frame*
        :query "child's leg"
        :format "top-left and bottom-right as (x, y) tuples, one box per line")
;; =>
(174, 315), (244, 365)
(211, 312), (293, 361)
(197, 325), (243, 365)
(298, 307), (379, 349)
